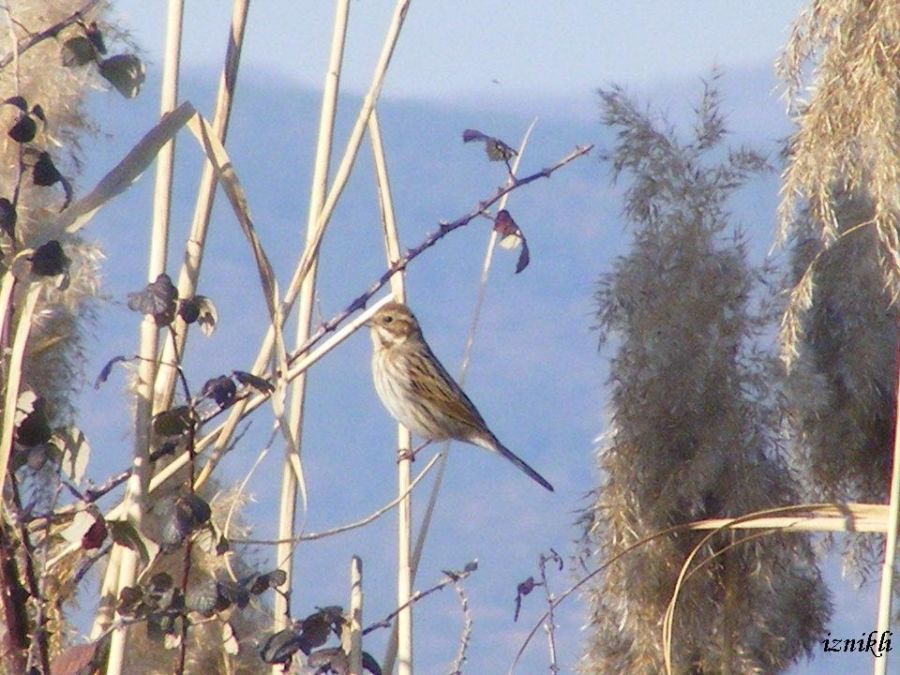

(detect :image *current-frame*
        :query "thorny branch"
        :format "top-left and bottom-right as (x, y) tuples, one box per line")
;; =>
(285, 144), (593, 373)
(362, 561), (478, 636)
(448, 582), (472, 675)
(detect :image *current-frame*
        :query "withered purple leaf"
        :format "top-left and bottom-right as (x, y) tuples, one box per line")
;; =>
(174, 494), (211, 536)
(16, 395), (51, 447)
(95, 355), (129, 388)
(362, 652), (383, 675)
(62, 36), (97, 67)
(246, 569), (287, 595)
(0, 198), (16, 237)
(82, 517), (108, 550)
(32, 151), (73, 209)
(259, 628), (304, 665)
(33, 151), (62, 186)
(117, 586), (144, 616)
(217, 580), (250, 609)
(201, 375), (237, 410)
(462, 128), (517, 162)
(515, 237), (530, 274)
(128, 273), (178, 326)
(308, 647), (348, 674)
(185, 579), (219, 616)
(9, 114), (36, 143)
(232, 370), (275, 394)
(493, 209), (517, 237)
(31, 240), (69, 276)
(85, 22), (107, 54)
(98, 54), (146, 99)
(3, 96), (27, 111)
(493, 210), (531, 273)
(151, 405), (193, 437)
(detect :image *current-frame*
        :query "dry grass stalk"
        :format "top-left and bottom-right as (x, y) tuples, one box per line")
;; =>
(275, 0), (350, 642)
(103, 2), (185, 669)
(369, 106), (414, 675)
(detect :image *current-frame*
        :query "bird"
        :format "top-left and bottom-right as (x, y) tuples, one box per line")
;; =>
(368, 301), (553, 491)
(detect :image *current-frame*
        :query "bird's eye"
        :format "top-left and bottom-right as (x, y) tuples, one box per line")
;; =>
(383, 315), (393, 323)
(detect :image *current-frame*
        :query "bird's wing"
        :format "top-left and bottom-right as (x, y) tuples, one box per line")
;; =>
(410, 342), (489, 436)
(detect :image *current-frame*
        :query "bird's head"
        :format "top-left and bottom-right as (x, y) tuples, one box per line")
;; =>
(368, 302), (421, 348)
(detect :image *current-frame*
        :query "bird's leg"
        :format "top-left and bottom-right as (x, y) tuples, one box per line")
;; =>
(397, 440), (430, 463)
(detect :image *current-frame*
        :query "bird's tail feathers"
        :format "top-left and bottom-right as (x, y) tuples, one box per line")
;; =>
(483, 437), (554, 492)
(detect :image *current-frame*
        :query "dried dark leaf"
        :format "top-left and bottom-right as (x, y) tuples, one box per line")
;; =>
(3, 95), (27, 111)
(259, 629), (303, 665)
(9, 114), (36, 143)
(185, 579), (219, 616)
(493, 209), (518, 238)
(246, 569), (288, 595)
(493, 210), (530, 273)
(33, 151), (63, 186)
(308, 647), (348, 674)
(178, 295), (218, 336)
(462, 128), (517, 162)
(94, 355), (129, 388)
(195, 295), (218, 336)
(152, 406), (193, 437)
(85, 22), (107, 55)
(16, 395), (51, 447)
(362, 652), (383, 675)
(62, 36), (97, 67)
(514, 575), (537, 622)
(159, 518), (185, 552)
(147, 611), (180, 643)
(515, 237), (530, 274)
(296, 607), (344, 655)
(117, 586), (144, 617)
(128, 273), (178, 326)
(232, 370), (274, 394)
(98, 54), (145, 98)
(174, 494), (211, 536)
(202, 376), (236, 410)
(0, 197), (16, 237)
(217, 580), (250, 609)
(31, 240), (70, 277)
(108, 521), (158, 566)
(82, 517), (108, 550)
(178, 296), (200, 324)
(147, 572), (173, 595)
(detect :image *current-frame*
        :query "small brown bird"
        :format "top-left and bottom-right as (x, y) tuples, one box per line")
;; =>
(368, 301), (553, 491)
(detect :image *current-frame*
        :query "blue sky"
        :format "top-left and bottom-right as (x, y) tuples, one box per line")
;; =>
(112, 1), (807, 99)
(69, 2), (884, 673)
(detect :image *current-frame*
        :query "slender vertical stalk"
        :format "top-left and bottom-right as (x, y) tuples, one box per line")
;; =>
(369, 109), (413, 674)
(381, 121), (536, 674)
(273, 0), (350, 645)
(166, 0), (410, 501)
(348, 556), (364, 675)
(103, 2), (183, 671)
(0, 281), (42, 675)
(153, 0), (251, 415)
(873, 330), (900, 675)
